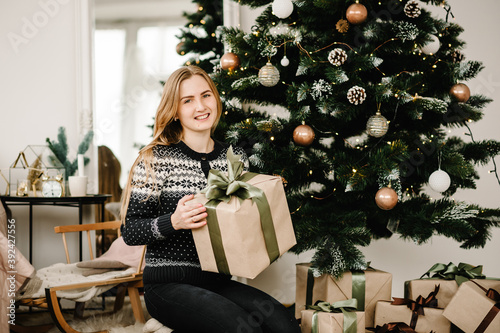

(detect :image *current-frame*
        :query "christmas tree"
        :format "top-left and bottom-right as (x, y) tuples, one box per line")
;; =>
(176, 0), (224, 73)
(211, 0), (500, 277)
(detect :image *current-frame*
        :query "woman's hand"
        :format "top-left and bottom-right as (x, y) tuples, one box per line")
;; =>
(171, 194), (208, 230)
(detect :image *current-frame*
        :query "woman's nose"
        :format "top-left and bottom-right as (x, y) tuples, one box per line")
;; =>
(194, 98), (205, 111)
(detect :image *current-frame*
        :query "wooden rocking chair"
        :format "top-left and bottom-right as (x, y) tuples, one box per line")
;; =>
(13, 221), (146, 333)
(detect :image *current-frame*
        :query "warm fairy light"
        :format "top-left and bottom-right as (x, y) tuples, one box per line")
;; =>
(200, 19), (206, 24)
(189, 24), (193, 28)
(309, 170), (313, 174)
(211, 33), (215, 37)
(198, 6), (203, 11)
(352, 168), (357, 173)
(224, 111), (228, 115)
(193, 39), (198, 43)
(270, 136), (275, 141)
(245, 118), (251, 123)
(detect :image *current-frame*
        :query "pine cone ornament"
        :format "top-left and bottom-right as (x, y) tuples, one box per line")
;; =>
(336, 19), (349, 33)
(404, 0), (421, 18)
(451, 50), (465, 63)
(347, 86), (366, 105)
(328, 48), (348, 66)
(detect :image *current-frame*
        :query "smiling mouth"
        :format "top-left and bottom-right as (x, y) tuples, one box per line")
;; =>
(195, 113), (210, 120)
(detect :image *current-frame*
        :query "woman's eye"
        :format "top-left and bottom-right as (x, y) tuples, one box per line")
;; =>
(203, 94), (211, 98)
(184, 99), (192, 104)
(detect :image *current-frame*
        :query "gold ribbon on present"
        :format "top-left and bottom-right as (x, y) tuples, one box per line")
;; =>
(200, 146), (280, 275)
(470, 280), (500, 333)
(420, 262), (485, 285)
(306, 299), (359, 333)
(391, 285), (440, 329)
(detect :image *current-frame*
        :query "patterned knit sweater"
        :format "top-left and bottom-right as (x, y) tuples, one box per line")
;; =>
(121, 140), (248, 285)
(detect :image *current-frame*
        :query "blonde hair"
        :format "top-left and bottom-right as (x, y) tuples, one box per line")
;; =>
(120, 65), (222, 223)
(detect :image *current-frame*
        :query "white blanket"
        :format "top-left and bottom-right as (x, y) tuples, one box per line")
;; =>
(20, 263), (136, 302)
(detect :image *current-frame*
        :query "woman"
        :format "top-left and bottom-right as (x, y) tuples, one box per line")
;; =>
(120, 65), (300, 333)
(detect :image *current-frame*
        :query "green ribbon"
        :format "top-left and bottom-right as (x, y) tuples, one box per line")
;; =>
(351, 271), (366, 311)
(307, 299), (358, 333)
(305, 268), (366, 312)
(200, 146), (280, 275)
(420, 262), (485, 285)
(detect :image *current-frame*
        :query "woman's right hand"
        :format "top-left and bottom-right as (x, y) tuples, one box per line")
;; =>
(170, 194), (208, 230)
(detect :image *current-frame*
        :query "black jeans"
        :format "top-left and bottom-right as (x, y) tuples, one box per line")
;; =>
(144, 279), (301, 333)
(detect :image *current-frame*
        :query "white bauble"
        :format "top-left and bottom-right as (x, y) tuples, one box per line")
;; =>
(429, 169), (451, 192)
(281, 56), (290, 67)
(272, 0), (294, 19)
(420, 35), (440, 55)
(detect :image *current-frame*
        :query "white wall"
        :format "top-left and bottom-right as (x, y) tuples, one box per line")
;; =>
(0, 0), (95, 269)
(241, 0), (500, 303)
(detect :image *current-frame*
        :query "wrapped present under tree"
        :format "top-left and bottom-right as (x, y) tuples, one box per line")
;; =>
(443, 280), (500, 333)
(296, 263), (391, 327)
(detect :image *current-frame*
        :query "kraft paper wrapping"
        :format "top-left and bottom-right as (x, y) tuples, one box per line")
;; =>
(301, 310), (365, 333)
(191, 173), (296, 279)
(442, 281), (500, 333)
(374, 301), (450, 333)
(406, 279), (500, 309)
(295, 263), (392, 327)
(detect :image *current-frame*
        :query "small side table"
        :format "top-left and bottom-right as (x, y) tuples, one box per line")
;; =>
(0, 194), (111, 263)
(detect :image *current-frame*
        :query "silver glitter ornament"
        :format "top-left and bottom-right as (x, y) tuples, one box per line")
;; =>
(366, 111), (389, 137)
(258, 62), (280, 87)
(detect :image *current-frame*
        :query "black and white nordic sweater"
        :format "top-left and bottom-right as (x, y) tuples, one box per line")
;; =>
(121, 140), (248, 285)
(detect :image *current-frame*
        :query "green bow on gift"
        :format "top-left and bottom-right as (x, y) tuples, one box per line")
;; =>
(420, 262), (485, 285)
(201, 146), (257, 203)
(306, 299), (359, 333)
(199, 146), (280, 275)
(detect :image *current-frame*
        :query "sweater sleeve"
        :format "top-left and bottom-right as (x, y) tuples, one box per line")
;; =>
(121, 155), (175, 246)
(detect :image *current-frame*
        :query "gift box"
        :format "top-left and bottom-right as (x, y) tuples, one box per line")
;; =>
(374, 300), (450, 333)
(300, 299), (365, 333)
(442, 281), (500, 333)
(301, 310), (365, 333)
(295, 263), (392, 327)
(405, 262), (487, 308)
(191, 147), (296, 279)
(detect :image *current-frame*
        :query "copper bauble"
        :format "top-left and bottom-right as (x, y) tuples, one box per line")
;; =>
(176, 41), (185, 55)
(293, 124), (315, 146)
(375, 187), (398, 210)
(450, 83), (470, 103)
(220, 52), (240, 71)
(346, 3), (368, 25)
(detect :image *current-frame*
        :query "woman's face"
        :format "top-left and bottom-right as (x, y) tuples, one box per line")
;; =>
(176, 74), (218, 136)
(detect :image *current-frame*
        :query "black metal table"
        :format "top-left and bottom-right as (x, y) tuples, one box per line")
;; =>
(0, 194), (111, 263)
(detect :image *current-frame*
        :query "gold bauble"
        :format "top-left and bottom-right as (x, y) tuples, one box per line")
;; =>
(293, 124), (315, 146)
(258, 62), (280, 87)
(450, 83), (470, 103)
(346, 3), (368, 25)
(366, 112), (389, 138)
(176, 41), (185, 55)
(375, 187), (398, 210)
(220, 52), (240, 71)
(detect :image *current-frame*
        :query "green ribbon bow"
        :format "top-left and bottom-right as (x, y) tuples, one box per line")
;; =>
(420, 262), (485, 285)
(306, 299), (358, 333)
(199, 146), (280, 275)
